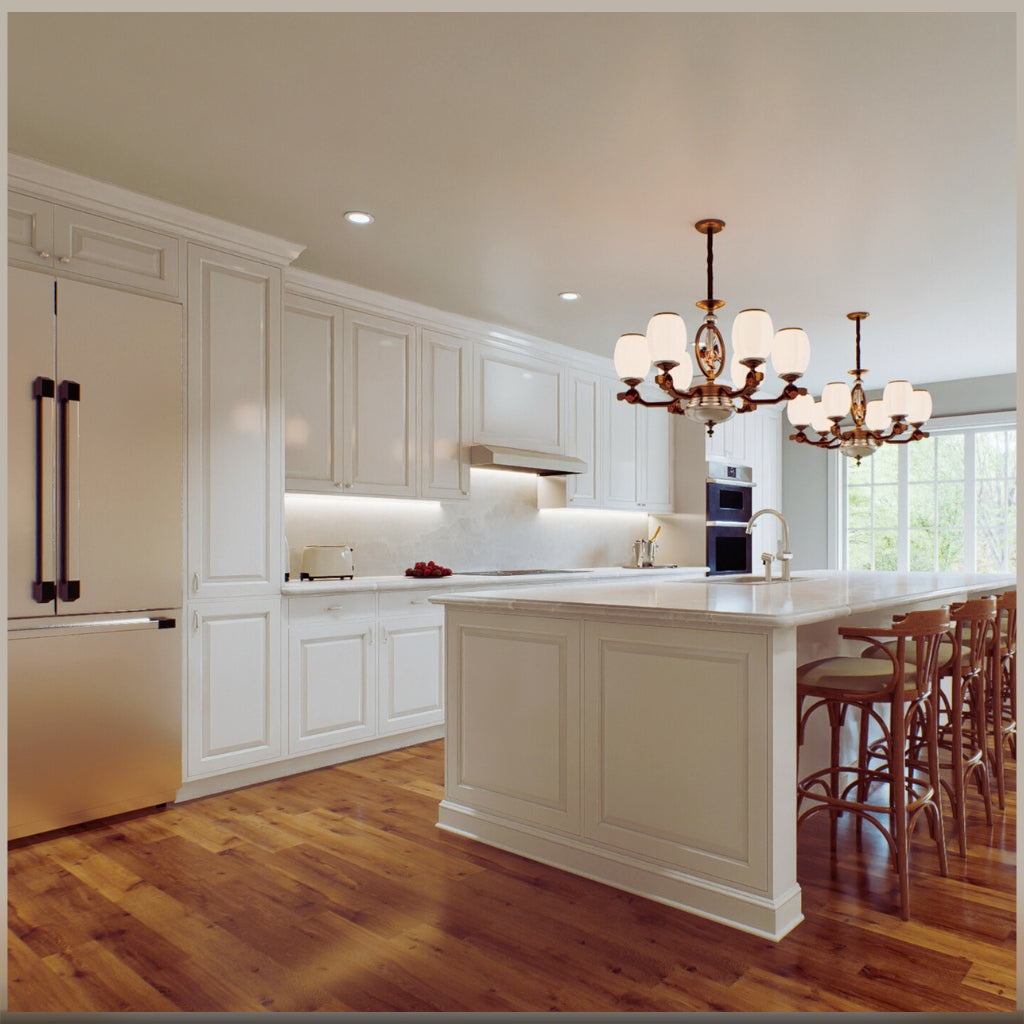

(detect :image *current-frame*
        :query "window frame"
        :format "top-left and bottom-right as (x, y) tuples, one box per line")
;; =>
(838, 409), (1016, 573)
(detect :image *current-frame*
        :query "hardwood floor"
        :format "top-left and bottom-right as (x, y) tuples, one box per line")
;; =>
(7, 739), (1017, 1012)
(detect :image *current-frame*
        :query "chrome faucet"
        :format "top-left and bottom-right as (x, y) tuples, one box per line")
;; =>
(746, 508), (792, 582)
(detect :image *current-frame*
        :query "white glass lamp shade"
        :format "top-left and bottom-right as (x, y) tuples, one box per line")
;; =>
(730, 354), (751, 391)
(614, 333), (650, 382)
(731, 308), (774, 364)
(822, 381), (852, 420)
(810, 401), (833, 435)
(646, 312), (687, 366)
(771, 327), (810, 378)
(909, 389), (933, 426)
(865, 399), (889, 433)
(786, 393), (815, 428)
(882, 379), (913, 420)
(668, 352), (694, 392)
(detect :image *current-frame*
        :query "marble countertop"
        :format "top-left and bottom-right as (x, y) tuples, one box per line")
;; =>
(281, 565), (708, 596)
(430, 569), (1017, 629)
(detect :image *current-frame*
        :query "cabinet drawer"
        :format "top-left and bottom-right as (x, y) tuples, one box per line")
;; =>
(288, 591), (376, 622)
(378, 587), (447, 618)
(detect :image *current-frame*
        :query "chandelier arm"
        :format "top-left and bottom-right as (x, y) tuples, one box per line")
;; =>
(733, 382), (808, 407)
(616, 387), (678, 409)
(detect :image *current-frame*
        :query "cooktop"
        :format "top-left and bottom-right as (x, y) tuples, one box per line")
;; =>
(454, 568), (594, 577)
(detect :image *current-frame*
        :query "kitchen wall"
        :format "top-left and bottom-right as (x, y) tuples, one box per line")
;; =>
(285, 468), (651, 578)
(782, 372), (1017, 569)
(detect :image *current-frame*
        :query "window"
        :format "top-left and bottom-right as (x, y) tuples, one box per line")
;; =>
(844, 412), (1016, 573)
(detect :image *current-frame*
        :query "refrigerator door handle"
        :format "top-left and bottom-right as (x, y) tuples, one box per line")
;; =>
(8, 615), (177, 640)
(31, 376), (57, 603)
(57, 379), (82, 603)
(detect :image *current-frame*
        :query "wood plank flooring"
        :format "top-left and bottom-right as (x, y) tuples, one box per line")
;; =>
(7, 739), (1017, 1012)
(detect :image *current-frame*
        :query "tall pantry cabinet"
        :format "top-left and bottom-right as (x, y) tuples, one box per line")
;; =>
(185, 244), (290, 779)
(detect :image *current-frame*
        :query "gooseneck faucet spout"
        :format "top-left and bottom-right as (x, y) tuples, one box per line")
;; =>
(746, 508), (792, 581)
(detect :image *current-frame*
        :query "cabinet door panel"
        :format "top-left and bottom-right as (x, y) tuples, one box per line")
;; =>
(604, 380), (639, 508)
(342, 310), (417, 496)
(567, 374), (598, 506)
(288, 620), (376, 754)
(8, 192), (54, 269)
(380, 617), (444, 734)
(643, 410), (674, 512)
(53, 206), (179, 298)
(283, 301), (338, 490)
(188, 245), (282, 597)
(474, 344), (564, 453)
(188, 598), (281, 777)
(421, 329), (468, 499)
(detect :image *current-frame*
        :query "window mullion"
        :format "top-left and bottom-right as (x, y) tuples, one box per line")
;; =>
(897, 444), (909, 571)
(964, 431), (977, 572)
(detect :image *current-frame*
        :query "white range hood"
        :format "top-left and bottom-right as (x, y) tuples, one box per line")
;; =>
(469, 443), (587, 476)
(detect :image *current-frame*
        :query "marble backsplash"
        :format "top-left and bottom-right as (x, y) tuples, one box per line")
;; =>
(285, 468), (658, 578)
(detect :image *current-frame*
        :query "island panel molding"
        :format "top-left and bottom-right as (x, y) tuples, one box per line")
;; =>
(447, 615), (581, 834)
(584, 623), (763, 874)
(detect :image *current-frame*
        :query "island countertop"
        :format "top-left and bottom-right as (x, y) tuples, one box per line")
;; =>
(432, 569), (1015, 629)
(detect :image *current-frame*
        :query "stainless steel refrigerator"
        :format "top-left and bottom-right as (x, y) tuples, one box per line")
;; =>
(8, 266), (184, 840)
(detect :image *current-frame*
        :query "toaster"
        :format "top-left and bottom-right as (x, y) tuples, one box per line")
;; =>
(300, 545), (355, 580)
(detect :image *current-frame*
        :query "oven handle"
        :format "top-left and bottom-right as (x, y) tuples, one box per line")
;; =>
(706, 477), (755, 488)
(707, 520), (754, 529)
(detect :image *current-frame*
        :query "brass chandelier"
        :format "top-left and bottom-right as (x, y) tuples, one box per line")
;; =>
(612, 218), (810, 436)
(786, 312), (932, 465)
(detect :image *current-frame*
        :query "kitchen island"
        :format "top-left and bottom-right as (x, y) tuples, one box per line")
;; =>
(432, 569), (1014, 941)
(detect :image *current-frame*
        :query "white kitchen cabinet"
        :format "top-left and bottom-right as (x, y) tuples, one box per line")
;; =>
(282, 297), (341, 491)
(282, 293), (467, 501)
(341, 309), (418, 497)
(8, 190), (180, 298)
(285, 586), (445, 757)
(420, 328), (470, 500)
(565, 372), (599, 507)
(642, 408), (674, 513)
(473, 341), (566, 454)
(287, 607), (377, 755)
(604, 378), (641, 509)
(186, 597), (282, 778)
(187, 244), (283, 598)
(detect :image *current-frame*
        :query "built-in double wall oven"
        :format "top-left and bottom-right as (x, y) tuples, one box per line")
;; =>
(706, 461), (753, 575)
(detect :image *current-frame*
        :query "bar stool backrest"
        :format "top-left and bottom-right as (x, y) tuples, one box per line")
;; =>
(997, 590), (1016, 657)
(889, 607), (953, 698)
(949, 597), (998, 678)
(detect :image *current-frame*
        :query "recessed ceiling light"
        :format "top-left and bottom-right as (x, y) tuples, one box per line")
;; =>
(344, 211), (374, 225)
(559, 291), (580, 301)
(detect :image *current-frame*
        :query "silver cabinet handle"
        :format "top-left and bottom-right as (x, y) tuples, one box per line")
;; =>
(192, 571), (200, 593)
(325, 605), (346, 612)
(193, 611), (200, 632)
(58, 255), (70, 264)
(57, 379), (81, 603)
(37, 250), (51, 260)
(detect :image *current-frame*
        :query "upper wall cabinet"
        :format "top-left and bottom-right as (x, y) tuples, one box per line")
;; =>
(8, 191), (180, 299)
(187, 244), (283, 598)
(420, 328), (471, 500)
(341, 309), (419, 498)
(282, 292), (468, 501)
(473, 341), (566, 455)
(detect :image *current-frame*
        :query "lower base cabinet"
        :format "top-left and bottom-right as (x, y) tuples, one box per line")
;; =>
(186, 597), (283, 779)
(286, 588), (444, 753)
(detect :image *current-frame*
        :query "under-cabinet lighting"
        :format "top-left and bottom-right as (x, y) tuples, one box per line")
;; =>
(285, 492), (442, 512)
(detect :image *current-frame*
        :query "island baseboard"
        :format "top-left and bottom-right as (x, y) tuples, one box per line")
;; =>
(437, 799), (804, 942)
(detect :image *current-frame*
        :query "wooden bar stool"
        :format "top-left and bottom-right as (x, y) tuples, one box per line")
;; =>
(932, 598), (996, 857)
(988, 590), (1017, 808)
(796, 607), (950, 920)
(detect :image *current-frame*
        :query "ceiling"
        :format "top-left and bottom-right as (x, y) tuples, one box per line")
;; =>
(7, 11), (1018, 394)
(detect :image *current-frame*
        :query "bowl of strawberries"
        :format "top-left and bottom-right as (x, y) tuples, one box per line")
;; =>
(405, 560), (453, 578)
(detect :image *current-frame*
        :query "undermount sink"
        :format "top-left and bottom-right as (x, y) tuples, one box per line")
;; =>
(707, 575), (811, 585)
